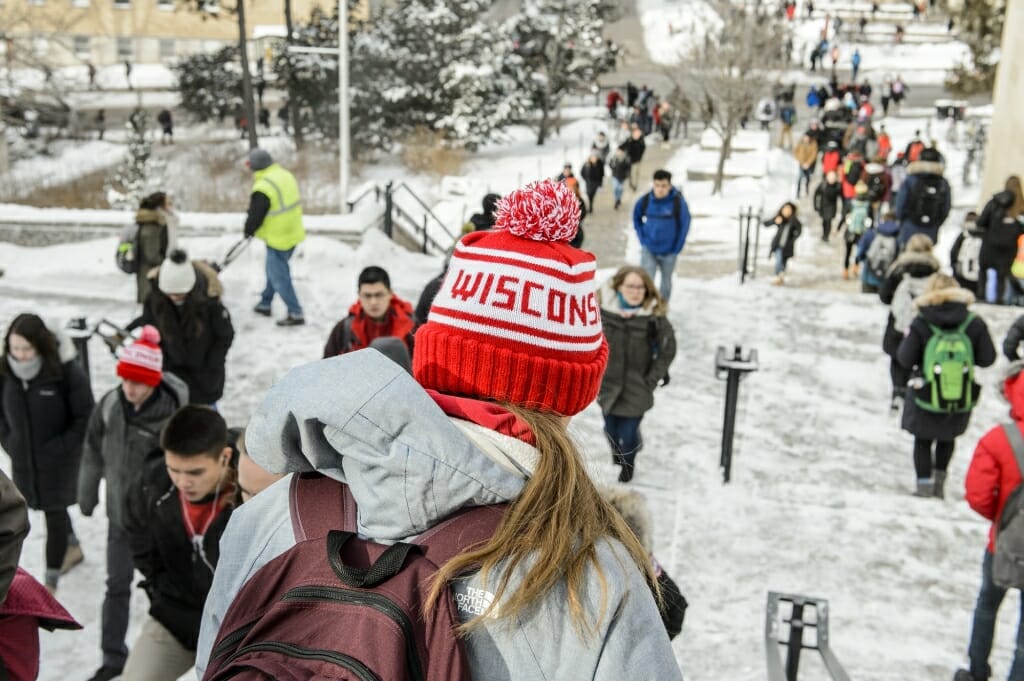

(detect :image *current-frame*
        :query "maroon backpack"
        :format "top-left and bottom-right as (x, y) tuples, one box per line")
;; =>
(202, 473), (505, 681)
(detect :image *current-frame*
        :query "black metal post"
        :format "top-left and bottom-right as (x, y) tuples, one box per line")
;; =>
(422, 214), (428, 254)
(383, 181), (394, 238)
(785, 602), (805, 681)
(715, 345), (759, 484)
(66, 317), (91, 389)
(753, 210), (762, 279)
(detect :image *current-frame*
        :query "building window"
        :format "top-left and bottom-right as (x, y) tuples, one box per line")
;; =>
(72, 0), (90, 7)
(73, 35), (90, 59)
(117, 36), (133, 60)
(159, 38), (175, 60)
(113, 0), (130, 8)
(202, 0), (219, 13)
(157, 0), (173, 8)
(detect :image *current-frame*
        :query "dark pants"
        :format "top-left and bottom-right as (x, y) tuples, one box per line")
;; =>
(102, 524), (134, 670)
(912, 437), (955, 479)
(821, 216), (834, 241)
(585, 184), (599, 213)
(843, 232), (860, 269)
(890, 357), (910, 400)
(967, 550), (1024, 680)
(604, 413), (643, 466)
(43, 509), (72, 572)
(797, 168), (814, 197)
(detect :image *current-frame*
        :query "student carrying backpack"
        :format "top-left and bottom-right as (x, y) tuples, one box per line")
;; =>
(897, 274), (995, 498)
(857, 212), (900, 293)
(194, 180), (683, 681)
(957, 362), (1024, 679)
(879, 234), (940, 410)
(895, 148), (952, 245)
(950, 211), (983, 290)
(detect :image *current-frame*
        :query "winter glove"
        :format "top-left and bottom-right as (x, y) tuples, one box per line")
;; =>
(660, 374), (671, 387)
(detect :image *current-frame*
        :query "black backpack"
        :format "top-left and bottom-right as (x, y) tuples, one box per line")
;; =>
(906, 175), (949, 226)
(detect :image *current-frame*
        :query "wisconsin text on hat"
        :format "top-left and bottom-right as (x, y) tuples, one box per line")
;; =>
(448, 269), (599, 326)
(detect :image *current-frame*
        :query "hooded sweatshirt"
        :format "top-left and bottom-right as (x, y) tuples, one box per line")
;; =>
(195, 350), (681, 680)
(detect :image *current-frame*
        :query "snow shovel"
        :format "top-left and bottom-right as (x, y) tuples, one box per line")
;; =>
(211, 236), (253, 273)
(92, 318), (132, 357)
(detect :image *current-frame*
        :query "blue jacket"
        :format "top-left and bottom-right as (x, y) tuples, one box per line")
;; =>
(856, 219), (900, 288)
(632, 188), (692, 255)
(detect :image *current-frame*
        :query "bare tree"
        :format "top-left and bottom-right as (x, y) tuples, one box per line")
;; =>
(676, 1), (791, 194)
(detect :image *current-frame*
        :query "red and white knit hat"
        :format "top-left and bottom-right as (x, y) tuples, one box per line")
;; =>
(413, 179), (607, 416)
(116, 325), (163, 387)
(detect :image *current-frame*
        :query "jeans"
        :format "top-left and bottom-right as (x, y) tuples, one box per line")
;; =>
(967, 550), (1024, 680)
(640, 248), (679, 301)
(258, 246), (303, 317)
(604, 413), (643, 466)
(774, 248), (786, 275)
(612, 177), (625, 205)
(102, 524), (134, 670)
(797, 168), (813, 197)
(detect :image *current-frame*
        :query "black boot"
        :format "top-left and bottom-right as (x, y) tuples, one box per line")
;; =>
(618, 453), (636, 483)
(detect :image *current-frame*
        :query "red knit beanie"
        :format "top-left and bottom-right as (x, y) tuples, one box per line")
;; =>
(414, 179), (608, 416)
(116, 325), (163, 387)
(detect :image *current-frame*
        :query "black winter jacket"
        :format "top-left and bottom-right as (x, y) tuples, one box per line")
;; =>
(1004, 314), (1024, 361)
(131, 264), (234, 405)
(767, 214), (802, 260)
(814, 181), (842, 221)
(621, 137), (646, 164)
(897, 287), (995, 441)
(0, 351), (93, 511)
(978, 190), (1022, 270)
(580, 159), (605, 190)
(597, 283), (676, 418)
(878, 252), (940, 356)
(126, 456), (233, 650)
(609, 154), (631, 181)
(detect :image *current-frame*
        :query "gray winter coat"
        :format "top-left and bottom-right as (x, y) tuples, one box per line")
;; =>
(77, 374), (187, 528)
(597, 282), (677, 418)
(195, 350), (682, 680)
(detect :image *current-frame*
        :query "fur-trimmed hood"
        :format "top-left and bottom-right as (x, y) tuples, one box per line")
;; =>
(147, 259), (224, 300)
(907, 160), (945, 177)
(135, 208), (166, 226)
(914, 285), (975, 310)
(886, 250), (940, 278)
(600, 486), (652, 552)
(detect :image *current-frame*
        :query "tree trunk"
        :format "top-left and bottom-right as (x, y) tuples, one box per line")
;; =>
(236, 0), (259, 149)
(284, 0), (304, 149)
(713, 130), (732, 195)
(537, 96), (550, 145)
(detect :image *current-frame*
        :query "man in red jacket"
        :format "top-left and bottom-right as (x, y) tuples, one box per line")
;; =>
(958, 363), (1024, 681)
(323, 266), (416, 358)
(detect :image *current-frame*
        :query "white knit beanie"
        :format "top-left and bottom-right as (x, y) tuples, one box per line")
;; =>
(158, 249), (196, 295)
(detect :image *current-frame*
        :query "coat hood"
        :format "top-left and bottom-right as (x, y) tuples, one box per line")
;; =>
(877, 220), (901, 236)
(907, 160), (945, 177)
(914, 285), (975, 310)
(1002, 361), (1024, 419)
(597, 280), (656, 316)
(135, 208), (166, 225)
(887, 250), (940, 278)
(993, 190), (1016, 208)
(147, 260), (224, 300)
(245, 350), (527, 541)
(600, 487), (651, 553)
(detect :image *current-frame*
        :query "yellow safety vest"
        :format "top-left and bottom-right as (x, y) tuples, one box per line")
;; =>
(251, 163), (305, 251)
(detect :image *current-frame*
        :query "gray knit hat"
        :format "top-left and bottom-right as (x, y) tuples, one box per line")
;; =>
(247, 148), (273, 171)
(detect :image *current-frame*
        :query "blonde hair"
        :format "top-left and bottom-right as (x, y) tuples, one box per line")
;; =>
(1007, 176), (1024, 218)
(905, 233), (934, 254)
(926, 272), (961, 293)
(427, 407), (658, 639)
(608, 266), (667, 315)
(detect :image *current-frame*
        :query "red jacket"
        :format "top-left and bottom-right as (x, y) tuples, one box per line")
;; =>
(323, 295), (416, 358)
(0, 568), (81, 680)
(965, 370), (1024, 552)
(822, 149), (841, 174)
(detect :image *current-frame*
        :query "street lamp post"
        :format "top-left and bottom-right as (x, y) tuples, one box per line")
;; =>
(285, 2), (349, 215)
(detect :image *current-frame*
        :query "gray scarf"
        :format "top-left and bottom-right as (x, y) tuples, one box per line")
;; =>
(7, 355), (42, 385)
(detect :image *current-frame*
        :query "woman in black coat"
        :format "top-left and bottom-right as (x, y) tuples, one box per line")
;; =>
(597, 266), (676, 483)
(0, 314), (94, 592)
(766, 202), (802, 286)
(878, 233), (939, 409)
(896, 275), (995, 499)
(976, 176), (1024, 304)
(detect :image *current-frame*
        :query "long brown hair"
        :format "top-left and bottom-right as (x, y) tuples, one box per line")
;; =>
(608, 265), (667, 315)
(1006, 176), (1024, 218)
(427, 406), (658, 639)
(1, 313), (61, 377)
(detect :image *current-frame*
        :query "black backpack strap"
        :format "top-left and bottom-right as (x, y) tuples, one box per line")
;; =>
(1004, 423), (1024, 479)
(640, 192), (650, 220)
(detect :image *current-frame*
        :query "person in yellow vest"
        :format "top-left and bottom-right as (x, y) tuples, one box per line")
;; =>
(245, 148), (306, 326)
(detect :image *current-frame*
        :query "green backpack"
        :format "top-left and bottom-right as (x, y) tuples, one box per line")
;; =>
(915, 315), (976, 414)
